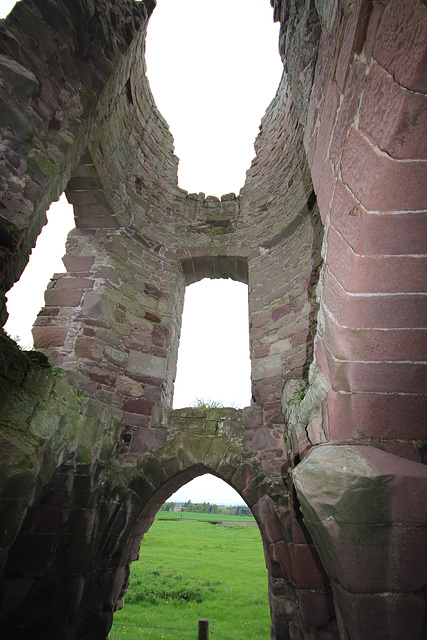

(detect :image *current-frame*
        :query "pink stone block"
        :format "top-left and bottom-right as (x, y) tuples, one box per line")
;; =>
(62, 256), (95, 272)
(323, 270), (427, 328)
(326, 390), (427, 441)
(315, 159), (336, 223)
(244, 427), (279, 452)
(365, 2), (385, 61)
(334, 3), (361, 92)
(44, 287), (84, 307)
(74, 337), (103, 361)
(32, 326), (68, 347)
(291, 544), (329, 591)
(341, 127), (427, 212)
(376, 441), (418, 463)
(326, 357), (427, 394)
(54, 277), (94, 290)
(326, 226), (427, 293)
(128, 427), (166, 454)
(333, 585), (426, 640)
(299, 590), (335, 629)
(330, 182), (427, 255)
(88, 366), (117, 387)
(373, 0), (427, 92)
(359, 63), (427, 160)
(329, 59), (366, 167)
(323, 311), (427, 362)
(122, 398), (154, 415)
(271, 304), (293, 321)
(310, 81), (340, 190)
(268, 540), (292, 579)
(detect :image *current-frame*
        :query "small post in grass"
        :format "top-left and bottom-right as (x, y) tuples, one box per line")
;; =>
(198, 618), (209, 639)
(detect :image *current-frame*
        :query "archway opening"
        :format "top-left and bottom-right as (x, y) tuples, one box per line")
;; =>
(4, 194), (75, 348)
(145, 0), (283, 196)
(112, 473), (270, 639)
(173, 278), (251, 409)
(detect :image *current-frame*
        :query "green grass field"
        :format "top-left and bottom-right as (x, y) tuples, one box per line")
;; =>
(111, 519), (270, 640)
(155, 511), (256, 523)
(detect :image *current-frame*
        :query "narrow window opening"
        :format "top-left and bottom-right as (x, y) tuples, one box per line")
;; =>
(173, 278), (251, 409)
(145, 0), (282, 196)
(4, 194), (75, 348)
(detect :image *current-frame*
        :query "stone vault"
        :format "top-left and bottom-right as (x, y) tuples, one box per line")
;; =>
(0, 1), (426, 639)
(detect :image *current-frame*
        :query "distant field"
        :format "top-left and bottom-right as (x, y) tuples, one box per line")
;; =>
(156, 510), (256, 523)
(111, 519), (270, 640)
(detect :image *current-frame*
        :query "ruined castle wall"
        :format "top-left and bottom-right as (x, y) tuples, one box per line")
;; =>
(300, 0), (427, 463)
(1, 1), (426, 639)
(0, 0), (154, 323)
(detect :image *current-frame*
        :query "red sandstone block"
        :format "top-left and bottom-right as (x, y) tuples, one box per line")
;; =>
(291, 517), (313, 545)
(326, 357), (427, 394)
(151, 324), (167, 347)
(249, 327), (265, 341)
(252, 495), (275, 523)
(330, 182), (427, 255)
(310, 81), (340, 190)
(268, 541), (293, 579)
(62, 256), (95, 272)
(44, 287), (84, 307)
(315, 159), (336, 223)
(32, 326), (68, 347)
(54, 277), (94, 290)
(142, 384), (162, 402)
(329, 59), (366, 167)
(104, 238), (128, 260)
(263, 400), (283, 423)
(376, 441), (418, 463)
(122, 398), (154, 415)
(128, 427), (166, 454)
(373, 0), (427, 92)
(323, 270), (427, 328)
(334, 3), (361, 92)
(253, 344), (269, 358)
(329, 179), (362, 247)
(333, 584), (426, 640)
(299, 590), (335, 629)
(74, 337), (103, 361)
(326, 227), (427, 293)
(271, 304), (293, 322)
(253, 375), (283, 403)
(322, 311), (427, 362)
(359, 63), (427, 160)
(341, 127), (427, 211)
(122, 412), (149, 427)
(260, 517), (285, 545)
(365, 2), (385, 61)
(291, 543), (329, 591)
(88, 366), (117, 387)
(326, 390), (427, 441)
(244, 427), (280, 453)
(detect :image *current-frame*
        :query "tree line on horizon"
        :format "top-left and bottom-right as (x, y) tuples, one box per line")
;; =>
(159, 500), (251, 516)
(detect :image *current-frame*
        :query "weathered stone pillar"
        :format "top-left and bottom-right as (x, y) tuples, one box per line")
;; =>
(293, 445), (427, 640)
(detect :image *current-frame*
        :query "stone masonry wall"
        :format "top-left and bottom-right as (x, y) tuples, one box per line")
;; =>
(0, 0), (154, 324)
(0, 0), (426, 639)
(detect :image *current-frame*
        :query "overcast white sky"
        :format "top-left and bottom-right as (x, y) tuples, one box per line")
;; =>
(2, 0), (282, 504)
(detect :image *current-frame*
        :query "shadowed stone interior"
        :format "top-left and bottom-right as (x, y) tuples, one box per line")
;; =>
(0, 0), (426, 638)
